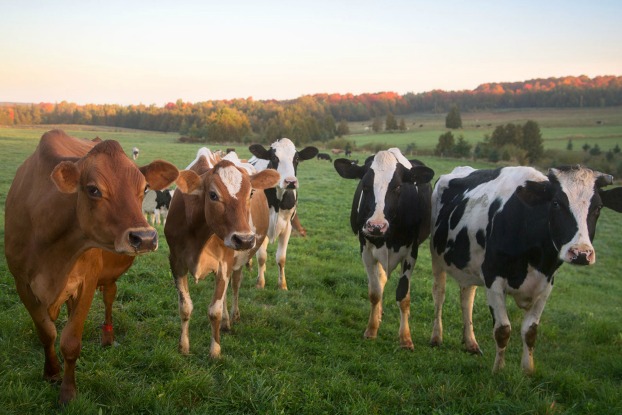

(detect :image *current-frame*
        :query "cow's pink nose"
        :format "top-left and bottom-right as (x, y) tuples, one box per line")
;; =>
(284, 177), (298, 189)
(566, 246), (595, 265)
(365, 220), (388, 235)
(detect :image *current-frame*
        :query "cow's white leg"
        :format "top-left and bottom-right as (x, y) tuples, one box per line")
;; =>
(230, 268), (243, 324)
(363, 249), (387, 339)
(487, 279), (511, 372)
(175, 275), (193, 355)
(255, 237), (269, 289)
(276, 221), (292, 290)
(520, 283), (552, 375)
(396, 256), (415, 350)
(430, 256), (446, 347)
(461, 285), (482, 355)
(209, 266), (229, 358)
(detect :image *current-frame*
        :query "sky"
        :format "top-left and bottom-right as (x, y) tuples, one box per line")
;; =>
(1, 0), (621, 106)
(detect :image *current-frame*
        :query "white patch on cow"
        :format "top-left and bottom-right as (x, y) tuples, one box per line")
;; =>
(218, 166), (243, 199)
(549, 167), (597, 261)
(224, 151), (256, 174)
(186, 147), (221, 170)
(272, 138), (298, 188)
(368, 149), (411, 225)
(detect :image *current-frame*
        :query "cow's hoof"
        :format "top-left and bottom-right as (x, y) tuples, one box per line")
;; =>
(400, 341), (414, 351)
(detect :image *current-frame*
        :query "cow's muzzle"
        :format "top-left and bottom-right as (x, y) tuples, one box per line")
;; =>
(227, 232), (256, 250)
(118, 228), (158, 254)
(566, 245), (595, 265)
(283, 177), (298, 189)
(363, 220), (389, 237)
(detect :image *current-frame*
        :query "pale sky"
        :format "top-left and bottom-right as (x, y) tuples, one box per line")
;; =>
(1, 0), (620, 106)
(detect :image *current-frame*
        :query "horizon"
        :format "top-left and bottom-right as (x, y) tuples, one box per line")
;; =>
(2, 1), (621, 106)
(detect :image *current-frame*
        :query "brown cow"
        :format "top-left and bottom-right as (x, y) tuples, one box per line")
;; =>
(165, 155), (279, 358)
(4, 130), (179, 404)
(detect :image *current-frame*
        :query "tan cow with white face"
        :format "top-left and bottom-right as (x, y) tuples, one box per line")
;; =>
(165, 154), (280, 358)
(4, 130), (179, 404)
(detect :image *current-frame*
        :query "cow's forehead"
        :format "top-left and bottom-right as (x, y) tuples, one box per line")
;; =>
(271, 138), (296, 160)
(216, 165), (244, 198)
(370, 149), (411, 175)
(550, 167), (597, 201)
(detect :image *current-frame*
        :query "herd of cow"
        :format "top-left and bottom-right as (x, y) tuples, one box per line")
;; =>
(4, 129), (622, 404)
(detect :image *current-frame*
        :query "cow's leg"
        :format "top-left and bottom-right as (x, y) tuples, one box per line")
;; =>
(276, 221), (292, 290)
(154, 209), (161, 225)
(230, 267), (243, 324)
(100, 282), (117, 346)
(209, 266), (229, 358)
(396, 256), (415, 350)
(430, 257), (446, 347)
(15, 280), (61, 382)
(460, 285), (482, 355)
(486, 280), (511, 373)
(59, 275), (98, 404)
(255, 237), (269, 289)
(362, 249), (386, 339)
(174, 274), (193, 355)
(519, 283), (552, 375)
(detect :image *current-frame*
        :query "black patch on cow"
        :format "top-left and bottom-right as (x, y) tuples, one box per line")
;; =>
(264, 187), (280, 212)
(443, 226), (470, 269)
(155, 190), (172, 209)
(476, 229), (486, 249)
(402, 260), (412, 273)
(280, 190), (297, 210)
(449, 198), (468, 230)
(489, 306), (495, 327)
(396, 276), (409, 301)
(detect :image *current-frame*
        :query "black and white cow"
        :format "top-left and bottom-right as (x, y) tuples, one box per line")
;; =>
(249, 138), (318, 290)
(429, 165), (622, 374)
(334, 148), (434, 349)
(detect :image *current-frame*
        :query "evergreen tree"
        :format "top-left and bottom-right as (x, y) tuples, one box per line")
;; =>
(371, 117), (383, 132)
(435, 131), (455, 156)
(385, 113), (398, 131)
(336, 119), (350, 137)
(445, 104), (462, 129)
(399, 118), (407, 132)
(521, 120), (544, 163)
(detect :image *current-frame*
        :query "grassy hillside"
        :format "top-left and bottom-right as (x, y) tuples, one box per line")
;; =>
(0, 116), (621, 414)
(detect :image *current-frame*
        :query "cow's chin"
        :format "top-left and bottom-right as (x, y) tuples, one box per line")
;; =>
(362, 229), (387, 240)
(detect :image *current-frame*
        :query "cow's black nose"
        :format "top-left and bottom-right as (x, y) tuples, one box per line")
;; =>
(128, 229), (158, 252)
(231, 233), (255, 250)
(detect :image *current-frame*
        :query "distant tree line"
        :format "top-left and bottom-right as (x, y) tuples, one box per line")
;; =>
(1, 75), (621, 144)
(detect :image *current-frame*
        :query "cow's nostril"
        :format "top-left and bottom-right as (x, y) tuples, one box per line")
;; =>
(232, 233), (255, 249)
(128, 229), (157, 250)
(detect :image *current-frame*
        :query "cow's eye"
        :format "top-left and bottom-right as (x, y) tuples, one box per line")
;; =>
(250, 189), (256, 199)
(394, 185), (401, 193)
(86, 185), (102, 198)
(209, 191), (219, 201)
(551, 200), (560, 209)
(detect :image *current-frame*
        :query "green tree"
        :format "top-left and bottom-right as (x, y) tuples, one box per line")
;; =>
(399, 118), (407, 132)
(371, 117), (382, 133)
(445, 104), (462, 129)
(435, 131), (455, 156)
(521, 120), (544, 163)
(385, 113), (398, 131)
(336, 119), (350, 137)
(453, 135), (472, 158)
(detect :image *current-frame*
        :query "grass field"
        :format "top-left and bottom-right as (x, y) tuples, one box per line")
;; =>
(1, 110), (621, 414)
(347, 106), (622, 154)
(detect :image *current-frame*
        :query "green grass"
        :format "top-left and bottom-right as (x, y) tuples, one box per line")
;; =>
(1, 113), (621, 414)
(347, 106), (622, 153)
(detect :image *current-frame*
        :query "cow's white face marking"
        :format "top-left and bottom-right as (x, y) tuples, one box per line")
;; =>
(368, 149), (411, 224)
(218, 166), (243, 199)
(550, 168), (597, 262)
(272, 138), (298, 188)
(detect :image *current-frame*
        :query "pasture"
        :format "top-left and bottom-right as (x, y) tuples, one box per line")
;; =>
(0, 116), (621, 414)
(347, 106), (622, 153)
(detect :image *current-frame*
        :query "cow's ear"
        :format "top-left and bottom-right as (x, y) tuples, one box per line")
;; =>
(516, 180), (553, 206)
(140, 160), (179, 190)
(175, 170), (203, 195)
(595, 172), (614, 188)
(407, 165), (434, 184)
(600, 187), (622, 212)
(334, 158), (366, 179)
(249, 144), (271, 160)
(51, 161), (80, 193)
(298, 146), (319, 161)
(251, 169), (280, 190)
